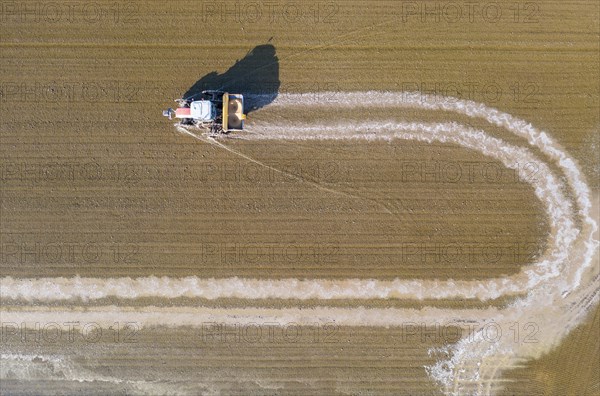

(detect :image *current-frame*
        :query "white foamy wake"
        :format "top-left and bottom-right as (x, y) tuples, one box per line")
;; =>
(1, 92), (598, 395)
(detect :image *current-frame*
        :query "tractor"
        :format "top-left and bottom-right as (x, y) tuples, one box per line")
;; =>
(163, 90), (245, 134)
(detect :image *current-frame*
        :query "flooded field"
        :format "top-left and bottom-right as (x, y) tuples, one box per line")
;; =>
(1, 1), (598, 395)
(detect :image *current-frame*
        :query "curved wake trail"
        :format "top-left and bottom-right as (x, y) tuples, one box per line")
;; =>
(246, 93), (598, 394)
(248, 92), (599, 394)
(1, 91), (598, 395)
(0, 120), (580, 302)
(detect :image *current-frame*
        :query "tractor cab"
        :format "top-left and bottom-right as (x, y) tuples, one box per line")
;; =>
(189, 100), (216, 121)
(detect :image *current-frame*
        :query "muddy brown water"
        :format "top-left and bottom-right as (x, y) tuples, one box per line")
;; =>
(1, 1), (598, 394)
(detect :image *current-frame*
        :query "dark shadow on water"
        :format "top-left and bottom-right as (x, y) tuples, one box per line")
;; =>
(182, 44), (279, 113)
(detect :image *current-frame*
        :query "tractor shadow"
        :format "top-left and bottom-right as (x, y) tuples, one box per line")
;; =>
(182, 43), (280, 113)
